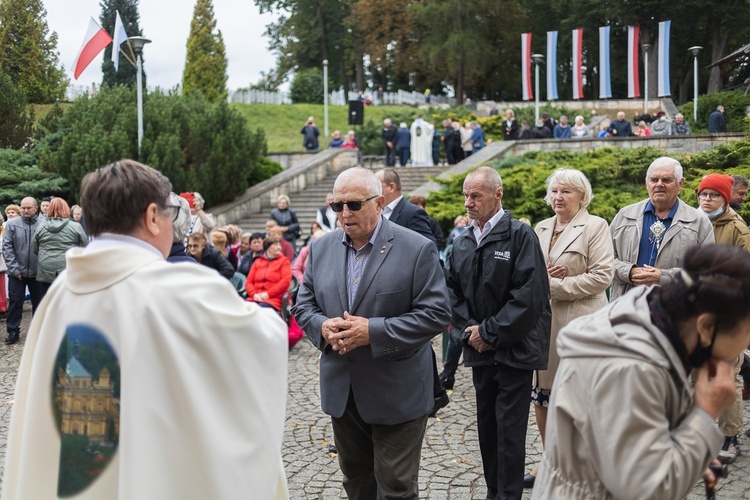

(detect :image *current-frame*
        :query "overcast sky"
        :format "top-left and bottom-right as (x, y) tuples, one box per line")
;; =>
(44, 0), (279, 92)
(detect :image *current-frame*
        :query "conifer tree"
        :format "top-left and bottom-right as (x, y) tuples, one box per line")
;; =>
(0, 0), (67, 103)
(100, 0), (144, 87)
(182, 0), (228, 103)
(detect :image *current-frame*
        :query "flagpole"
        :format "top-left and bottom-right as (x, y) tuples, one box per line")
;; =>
(688, 46), (703, 122)
(119, 47), (136, 68)
(644, 49), (649, 114)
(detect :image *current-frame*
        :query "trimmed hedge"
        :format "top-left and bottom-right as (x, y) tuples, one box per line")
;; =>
(427, 143), (750, 236)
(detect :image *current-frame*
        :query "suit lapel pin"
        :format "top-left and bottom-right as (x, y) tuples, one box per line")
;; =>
(380, 245), (386, 254)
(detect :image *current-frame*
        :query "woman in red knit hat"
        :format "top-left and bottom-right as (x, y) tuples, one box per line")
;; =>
(697, 174), (750, 251)
(697, 172), (750, 465)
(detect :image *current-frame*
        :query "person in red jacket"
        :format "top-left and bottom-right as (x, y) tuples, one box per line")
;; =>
(245, 237), (291, 312)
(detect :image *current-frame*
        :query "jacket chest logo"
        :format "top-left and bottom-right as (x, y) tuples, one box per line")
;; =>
(493, 250), (511, 261)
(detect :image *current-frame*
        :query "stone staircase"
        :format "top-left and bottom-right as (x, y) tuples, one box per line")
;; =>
(235, 165), (449, 244)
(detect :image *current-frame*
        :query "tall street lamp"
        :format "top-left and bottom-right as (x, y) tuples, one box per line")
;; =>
(128, 36), (151, 160)
(642, 43), (651, 115)
(688, 46), (703, 122)
(531, 53), (544, 122)
(323, 59), (329, 138)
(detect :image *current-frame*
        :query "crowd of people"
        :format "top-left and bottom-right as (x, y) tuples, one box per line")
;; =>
(3, 155), (750, 500)
(306, 104), (725, 173)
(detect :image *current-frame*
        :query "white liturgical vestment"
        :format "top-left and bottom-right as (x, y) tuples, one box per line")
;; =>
(2, 238), (289, 500)
(410, 118), (434, 167)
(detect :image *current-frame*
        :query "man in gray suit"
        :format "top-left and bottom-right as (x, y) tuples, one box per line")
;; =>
(294, 167), (451, 499)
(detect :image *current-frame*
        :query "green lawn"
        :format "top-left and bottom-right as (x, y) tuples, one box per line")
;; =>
(232, 103), (412, 153)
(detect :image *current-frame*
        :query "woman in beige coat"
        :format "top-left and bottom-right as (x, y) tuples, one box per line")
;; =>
(525, 168), (614, 487)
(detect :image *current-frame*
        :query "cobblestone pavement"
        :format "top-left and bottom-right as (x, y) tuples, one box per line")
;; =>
(1, 308), (750, 499)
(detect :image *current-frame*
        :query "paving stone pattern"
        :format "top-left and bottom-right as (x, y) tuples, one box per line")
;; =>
(1, 307), (749, 499)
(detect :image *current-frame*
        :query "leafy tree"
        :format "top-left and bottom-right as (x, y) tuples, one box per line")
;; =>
(36, 86), (270, 207)
(35, 100), (65, 139)
(0, 0), (67, 103)
(410, 0), (524, 103)
(0, 72), (33, 148)
(99, 0), (144, 87)
(182, 0), (228, 103)
(290, 67), (329, 104)
(0, 149), (68, 206)
(255, 0), (355, 91)
(349, 0), (424, 90)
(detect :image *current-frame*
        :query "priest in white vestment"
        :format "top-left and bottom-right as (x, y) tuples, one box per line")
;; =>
(2, 160), (289, 500)
(410, 115), (434, 167)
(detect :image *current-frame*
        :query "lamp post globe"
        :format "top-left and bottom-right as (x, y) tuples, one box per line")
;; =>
(531, 54), (544, 122)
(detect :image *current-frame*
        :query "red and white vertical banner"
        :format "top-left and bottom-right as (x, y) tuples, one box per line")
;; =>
(627, 26), (641, 98)
(572, 28), (584, 99)
(521, 32), (533, 100)
(658, 20), (671, 97)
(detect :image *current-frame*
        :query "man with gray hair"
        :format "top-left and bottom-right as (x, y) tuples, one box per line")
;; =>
(446, 166), (551, 499)
(3, 160), (289, 499)
(730, 175), (748, 211)
(3, 196), (42, 344)
(610, 156), (715, 300)
(672, 112), (691, 135)
(294, 166), (450, 499)
(167, 192), (194, 263)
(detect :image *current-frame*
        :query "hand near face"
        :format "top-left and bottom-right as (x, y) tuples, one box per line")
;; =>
(694, 360), (736, 420)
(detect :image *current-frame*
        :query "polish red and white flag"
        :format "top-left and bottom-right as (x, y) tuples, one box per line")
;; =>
(73, 18), (113, 80)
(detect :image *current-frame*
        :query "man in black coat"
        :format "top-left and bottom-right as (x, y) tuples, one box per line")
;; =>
(376, 168), (435, 245)
(606, 111), (634, 137)
(376, 168), (451, 417)
(442, 119), (458, 165)
(708, 105), (726, 133)
(447, 166), (551, 500)
(381, 118), (399, 166)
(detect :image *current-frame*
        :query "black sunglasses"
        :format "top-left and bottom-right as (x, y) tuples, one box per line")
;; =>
(329, 195), (378, 213)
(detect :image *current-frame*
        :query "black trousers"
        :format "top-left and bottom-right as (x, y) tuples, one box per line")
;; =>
(472, 363), (533, 500)
(384, 145), (396, 166)
(7, 275), (42, 335)
(332, 390), (428, 500)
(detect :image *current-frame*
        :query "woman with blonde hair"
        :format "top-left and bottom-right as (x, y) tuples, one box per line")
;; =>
(525, 168), (614, 488)
(269, 194), (300, 246)
(211, 229), (238, 270)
